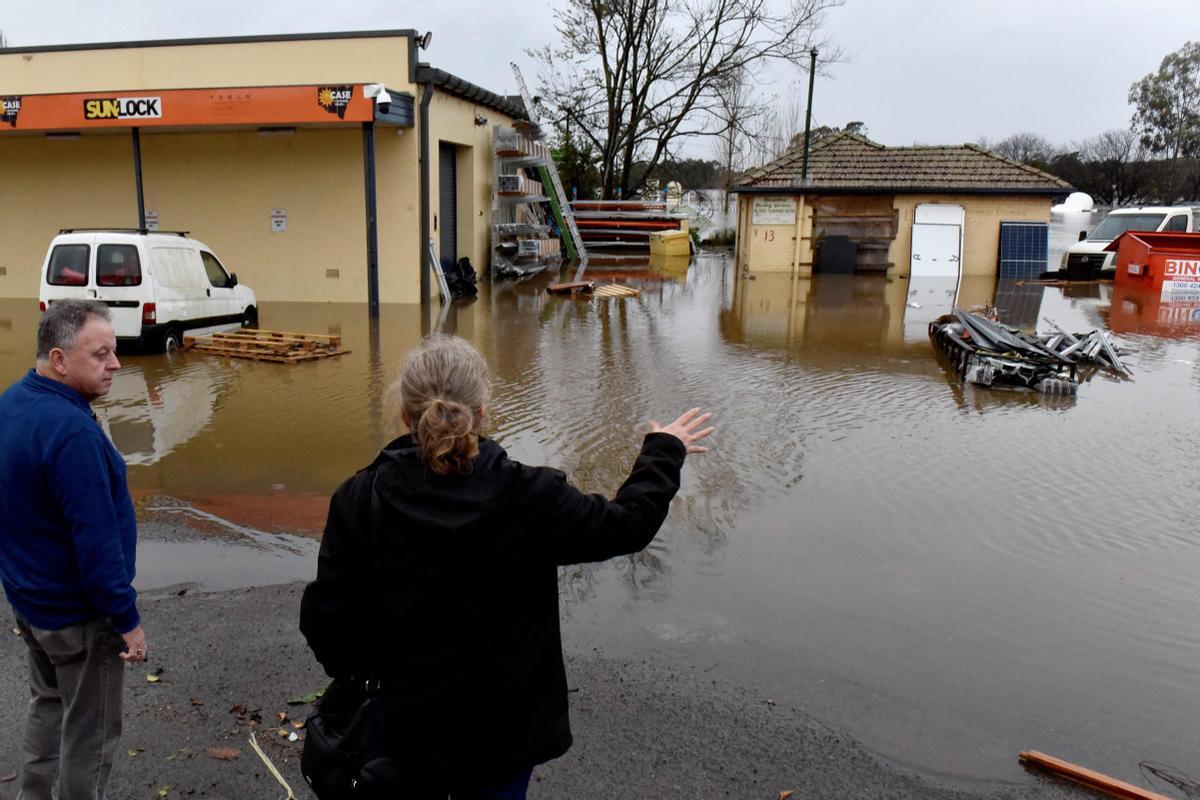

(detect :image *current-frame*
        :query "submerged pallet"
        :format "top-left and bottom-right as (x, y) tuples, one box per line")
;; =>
(183, 329), (350, 363)
(593, 284), (640, 298)
(546, 282), (641, 299)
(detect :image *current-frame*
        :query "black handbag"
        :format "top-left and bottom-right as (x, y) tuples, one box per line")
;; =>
(301, 678), (400, 798)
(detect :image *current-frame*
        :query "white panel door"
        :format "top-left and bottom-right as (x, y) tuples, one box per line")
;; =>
(910, 223), (962, 278)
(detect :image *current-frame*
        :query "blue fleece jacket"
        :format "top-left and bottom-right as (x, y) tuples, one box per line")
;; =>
(0, 370), (139, 633)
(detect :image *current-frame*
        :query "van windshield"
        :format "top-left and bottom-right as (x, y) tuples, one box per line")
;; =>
(1088, 213), (1167, 241)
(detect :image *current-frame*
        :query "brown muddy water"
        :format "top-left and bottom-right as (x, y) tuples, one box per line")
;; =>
(1, 238), (1198, 791)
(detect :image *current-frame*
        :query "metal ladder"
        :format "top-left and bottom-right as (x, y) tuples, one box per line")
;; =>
(510, 63), (588, 262)
(427, 238), (452, 303)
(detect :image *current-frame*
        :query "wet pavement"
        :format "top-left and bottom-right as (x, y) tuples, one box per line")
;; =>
(0, 221), (1197, 793)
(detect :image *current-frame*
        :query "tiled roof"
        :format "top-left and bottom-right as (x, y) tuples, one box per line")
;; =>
(734, 132), (1071, 194)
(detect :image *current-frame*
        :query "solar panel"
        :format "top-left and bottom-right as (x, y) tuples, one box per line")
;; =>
(998, 222), (1049, 279)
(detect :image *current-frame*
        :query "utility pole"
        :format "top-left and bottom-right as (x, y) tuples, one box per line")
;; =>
(800, 48), (818, 184)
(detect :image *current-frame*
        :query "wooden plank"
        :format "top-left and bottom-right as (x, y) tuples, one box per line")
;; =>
(1019, 751), (1174, 800)
(547, 281), (595, 295)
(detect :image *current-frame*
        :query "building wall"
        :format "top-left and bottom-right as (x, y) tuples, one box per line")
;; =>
(0, 134), (138, 298)
(889, 194), (1052, 278)
(737, 192), (1052, 279)
(427, 91), (512, 281)
(735, 194), (814, 274)
(0, 34), (515, 304)
(0, 36), (413, 95)
(375, 121), (422, 305)
(139, 128), (370, 303)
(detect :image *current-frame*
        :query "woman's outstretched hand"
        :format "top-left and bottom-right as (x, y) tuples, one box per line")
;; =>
(650, 408), (714, 455)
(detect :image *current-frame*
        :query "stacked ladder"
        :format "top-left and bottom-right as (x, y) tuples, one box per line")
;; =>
(510, 63), (587, 263)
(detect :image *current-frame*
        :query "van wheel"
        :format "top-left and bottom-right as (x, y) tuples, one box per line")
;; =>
(241, 307), (258, 329)
(161, 328), (182, 353)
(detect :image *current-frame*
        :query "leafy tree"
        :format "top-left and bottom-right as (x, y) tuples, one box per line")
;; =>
(553, 126), (602, 201)
(531, 0), (842, 199)
(647, 158), (722, 189)
(1129, 41), (1200, 160)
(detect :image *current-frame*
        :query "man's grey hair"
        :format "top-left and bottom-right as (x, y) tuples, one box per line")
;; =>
(36, 300), (111, 360)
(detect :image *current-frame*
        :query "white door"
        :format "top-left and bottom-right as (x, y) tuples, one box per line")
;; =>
(199, 250), (238, 320)
(910, 223), (962, 278)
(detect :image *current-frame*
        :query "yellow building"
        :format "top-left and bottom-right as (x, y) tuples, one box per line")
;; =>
(0, 30), (521, 308)
(732, 132), (1072, 280)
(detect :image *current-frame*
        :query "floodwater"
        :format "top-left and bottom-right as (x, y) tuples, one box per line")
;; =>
(1, 217), (1198, 792)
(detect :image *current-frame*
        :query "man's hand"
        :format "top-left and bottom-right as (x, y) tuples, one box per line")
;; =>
(649, 408), (715, 455)
(119, 625), (147, 663)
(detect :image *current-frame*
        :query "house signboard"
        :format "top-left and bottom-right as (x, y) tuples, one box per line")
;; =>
(752, 197), (797, 225)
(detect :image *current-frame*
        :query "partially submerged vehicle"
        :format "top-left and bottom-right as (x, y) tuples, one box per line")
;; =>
(1056, 206), (1200, 279)
(929, 310), (1128, 396)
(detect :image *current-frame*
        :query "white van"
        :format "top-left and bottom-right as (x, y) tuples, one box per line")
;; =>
(38, 229), (258, 352)
(1060, 206), (1200, 278)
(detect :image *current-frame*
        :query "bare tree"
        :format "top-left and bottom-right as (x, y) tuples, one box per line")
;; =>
(978, 131), (1058, 165)
(1076, 129), (1150, 205)
(741, 84), (807, 167)
(711, 66), (762, 213)
(531, 0), (842, 199)
(0, 30), (8, 49)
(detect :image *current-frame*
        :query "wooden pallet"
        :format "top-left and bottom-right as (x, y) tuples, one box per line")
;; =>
(547, 282), (641, 299)
(183, 329), (350, 363)
(593, 284), (640, 298)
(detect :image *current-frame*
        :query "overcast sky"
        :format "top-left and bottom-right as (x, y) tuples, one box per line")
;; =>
(1, 0), (1193, 152)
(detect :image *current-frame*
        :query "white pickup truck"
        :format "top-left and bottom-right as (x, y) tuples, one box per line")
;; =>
(1060, 206), (1200, 279)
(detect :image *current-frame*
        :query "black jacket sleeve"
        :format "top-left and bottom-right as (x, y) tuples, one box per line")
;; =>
(299, 478), (374, 678)
(528, 432), (687, 566)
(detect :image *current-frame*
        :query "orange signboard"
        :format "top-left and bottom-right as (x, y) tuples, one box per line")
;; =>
(0, 85), (374, 131)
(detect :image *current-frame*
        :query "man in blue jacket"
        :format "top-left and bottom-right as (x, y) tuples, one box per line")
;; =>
(0, 300), (146, 800)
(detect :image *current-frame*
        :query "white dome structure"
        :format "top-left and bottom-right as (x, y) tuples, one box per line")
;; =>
(1052, 192), (1094, 213)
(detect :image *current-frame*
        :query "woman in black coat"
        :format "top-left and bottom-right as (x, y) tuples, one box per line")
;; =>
(300, 334), (712, 799)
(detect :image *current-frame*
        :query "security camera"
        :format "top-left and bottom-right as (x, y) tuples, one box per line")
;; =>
(363, 84), (392, 115)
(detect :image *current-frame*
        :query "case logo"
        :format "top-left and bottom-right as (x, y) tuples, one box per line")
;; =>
(1, 96), (21, 127)
(317, 86), (352, 119)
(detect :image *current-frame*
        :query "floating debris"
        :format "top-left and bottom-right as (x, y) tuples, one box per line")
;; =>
(546, 281), (641, 299)
(183, 330), (350, 364)
(1020, 751), (1172, 800)
(929, 309), (1129, 395)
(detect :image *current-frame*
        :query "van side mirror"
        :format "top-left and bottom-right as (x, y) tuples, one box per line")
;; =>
(228, 273), (238, 287)
(1078, 230), (1087, 241)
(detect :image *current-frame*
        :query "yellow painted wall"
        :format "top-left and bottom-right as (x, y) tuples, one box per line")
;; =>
(0, 134), (138, 298)
(0, 34), (520, 303)
(737, 192), (1051, 279)
(890, 194), (1051, 278)
(0, 36), (413, 95)
(428, 91), (513, 280)
(736, 195), (814, 273)
(139, 128), (369, 303)
(374, 123), (421, 304)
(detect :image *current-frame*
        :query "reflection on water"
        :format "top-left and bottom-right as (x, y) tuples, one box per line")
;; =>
(0, 234), (1198, 789)
(96, 359), (232, 465)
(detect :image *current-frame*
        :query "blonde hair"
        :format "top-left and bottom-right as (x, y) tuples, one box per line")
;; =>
(393, 334), (490, 476)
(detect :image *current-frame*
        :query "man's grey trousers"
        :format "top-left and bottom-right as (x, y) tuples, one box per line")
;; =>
(14, 616), (125, 800)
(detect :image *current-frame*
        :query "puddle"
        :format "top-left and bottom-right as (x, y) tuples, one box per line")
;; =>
(135, 501), (319, 592)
